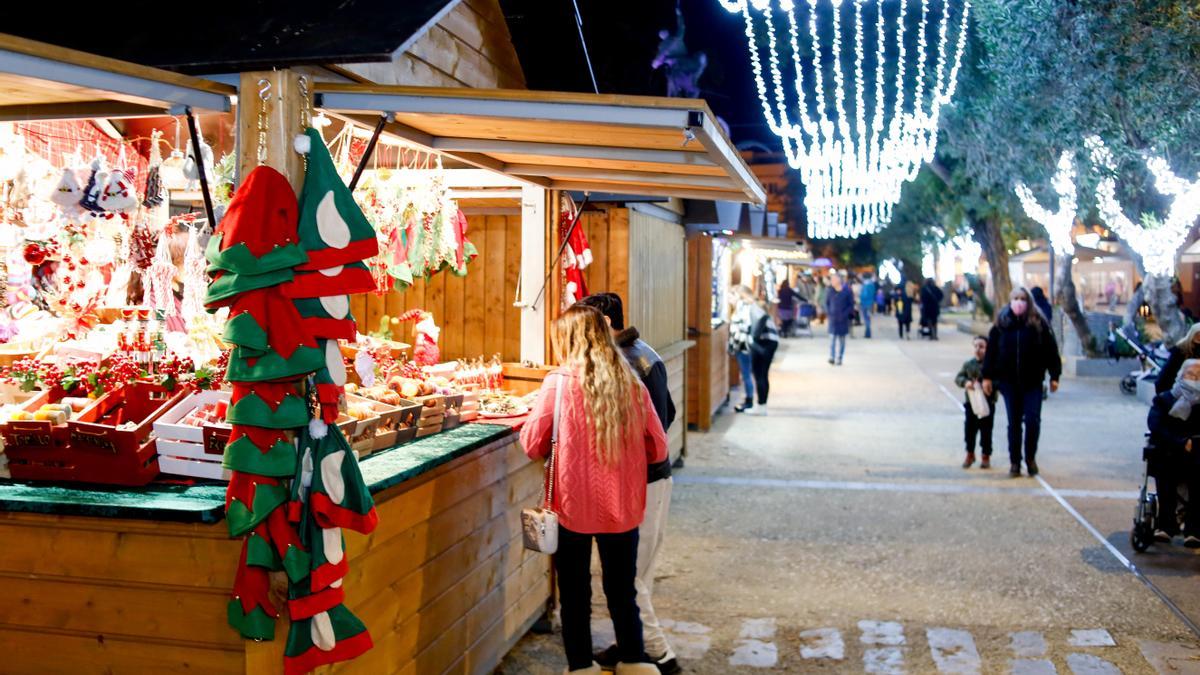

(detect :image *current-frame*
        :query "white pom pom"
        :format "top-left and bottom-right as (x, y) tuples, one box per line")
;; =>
(294, 134), (311, 155)
(309, 417), (328, 439)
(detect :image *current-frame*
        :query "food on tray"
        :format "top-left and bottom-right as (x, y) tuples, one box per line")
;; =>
(477, 392), (528, 417)
(179, 401), (230, 427)
(346, 403), (375, 421)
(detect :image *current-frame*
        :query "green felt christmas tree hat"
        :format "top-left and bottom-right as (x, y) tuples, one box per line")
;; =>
(296, 127), (378, 271)
(226, 473), (289, 539)
(224, 432), (297, 478)
(205, 267), (294, 309)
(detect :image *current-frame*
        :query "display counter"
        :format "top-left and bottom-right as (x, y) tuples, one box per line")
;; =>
(0, 423), (551, 674)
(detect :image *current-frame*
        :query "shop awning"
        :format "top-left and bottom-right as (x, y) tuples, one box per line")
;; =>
(0, 34), (233, 121)
(314, 84), (766, 204)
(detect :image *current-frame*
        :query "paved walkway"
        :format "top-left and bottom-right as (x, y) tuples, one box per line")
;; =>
(498, 319), (1200, 674)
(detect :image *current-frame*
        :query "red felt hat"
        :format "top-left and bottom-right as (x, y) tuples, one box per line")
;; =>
(215, 166), (301, 260)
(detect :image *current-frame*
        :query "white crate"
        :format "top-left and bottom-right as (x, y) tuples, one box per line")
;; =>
(159, 455), (230, 481)
(153, 390), (232, 443)
(156, 437), (225, 462)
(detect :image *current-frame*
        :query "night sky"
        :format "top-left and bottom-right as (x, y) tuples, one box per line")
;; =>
(501, 0), (774, 149)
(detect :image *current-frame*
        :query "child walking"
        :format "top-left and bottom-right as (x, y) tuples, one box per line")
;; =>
(956, 335), (997, 468)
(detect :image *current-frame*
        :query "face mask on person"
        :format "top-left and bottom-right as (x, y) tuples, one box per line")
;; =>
(1011, 299), (1028, 316)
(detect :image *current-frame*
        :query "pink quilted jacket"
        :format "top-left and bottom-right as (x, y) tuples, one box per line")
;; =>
(520, 369), (668, 534)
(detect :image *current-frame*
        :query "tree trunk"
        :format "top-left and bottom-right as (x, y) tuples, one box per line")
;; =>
(1143, 273), (1187, 343)
(972, 215), (1011, 310)
(899, 257), (923, 285)
(1055, 253), (1097, 356)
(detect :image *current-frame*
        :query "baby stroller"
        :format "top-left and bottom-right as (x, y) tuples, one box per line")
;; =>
(1131, 435), (1162, 552)
(1114, 324), (1168, 395)
(794, 303), (816, 338)
(1131, 433), (1192, 552)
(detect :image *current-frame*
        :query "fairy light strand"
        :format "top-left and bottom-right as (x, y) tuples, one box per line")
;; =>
(1014, 151), (1077, 257)
(721, 0), (970, 238)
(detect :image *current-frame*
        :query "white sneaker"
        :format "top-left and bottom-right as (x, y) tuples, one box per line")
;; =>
(747, 404), (767, 416)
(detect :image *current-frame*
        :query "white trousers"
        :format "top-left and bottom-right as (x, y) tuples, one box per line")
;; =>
(592, 477), (674, 658)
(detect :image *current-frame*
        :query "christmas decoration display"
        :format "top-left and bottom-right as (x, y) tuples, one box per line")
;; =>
(718, 0), (971, 238)
(214, 128), (381, 674)
(1015, 151), (1078, 256)
(396, 308), (441, 367)
(560, 206), (592, 307)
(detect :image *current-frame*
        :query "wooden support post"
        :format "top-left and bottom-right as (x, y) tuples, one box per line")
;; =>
(520, 186), (550, 364)
(237, 70), (308, 192)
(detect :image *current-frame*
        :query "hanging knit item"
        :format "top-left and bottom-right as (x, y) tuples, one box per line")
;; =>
(180, 226), (207, 325)
(144, 228), (177, 317)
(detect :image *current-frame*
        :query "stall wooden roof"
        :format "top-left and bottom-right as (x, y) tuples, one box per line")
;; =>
(0, 34), (233, 121)
(314, 84), (766, 204)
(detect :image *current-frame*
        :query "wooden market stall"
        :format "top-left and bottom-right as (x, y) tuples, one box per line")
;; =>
(0, 15), (764, 675)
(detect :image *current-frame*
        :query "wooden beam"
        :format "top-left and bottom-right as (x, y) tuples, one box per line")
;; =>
(0, 101), (168, 121)
(551, 181), (752, 203)
(508, 164), (736, 190)
(432, 137), (718, 167)
(237, 70), (306, 192)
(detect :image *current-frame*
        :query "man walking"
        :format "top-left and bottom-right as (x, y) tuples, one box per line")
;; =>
(579, 293), (680, 674)
(826, 273), (855, 365)
(860, 272), (877, 339)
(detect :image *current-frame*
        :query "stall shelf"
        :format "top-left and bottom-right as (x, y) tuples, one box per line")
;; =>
(0, 424), (545, 674)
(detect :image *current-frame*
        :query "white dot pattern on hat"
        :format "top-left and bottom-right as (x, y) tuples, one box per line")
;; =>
(325, 341), (347, 386)
(319, 265), (344, 277)
(321, 450), (347, 504)
(311, 611), (336, 651)
(316, 191), (352, 249)
(322, 527), (344, 565)
(319, 295), (350, 319)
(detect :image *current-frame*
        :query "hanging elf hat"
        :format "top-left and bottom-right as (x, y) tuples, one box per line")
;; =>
(206, 166), (306, 274)
(227, 541), (279, 640)
(224, 289), (318, 358)
(305, 422), (378, 534)
(283, 603), (373, 675)
(226, 383), (310, 429)
(293, 296), (357, 341)
(224, 427), (298, 478)
(226, 472), (290, 539)
(284, 261), (375, 298)
(295, 127), (378, 270)
(225, 343), (326, 384)
(206, 267), (295, 309)
(247, 506), (310, 585)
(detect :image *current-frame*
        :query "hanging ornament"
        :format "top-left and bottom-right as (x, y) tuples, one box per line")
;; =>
(180, 225), (207, 325)
(78, 157), (107, 213)
(48, 167), (83, 209)
(143, 129), (165, 208)
(144, 228), (178, 316)
(718, 0), (971, 238)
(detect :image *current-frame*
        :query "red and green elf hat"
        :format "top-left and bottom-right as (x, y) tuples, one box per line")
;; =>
(244, 507), (311, 585)
(227, 540), (279, 640)
(292, 296), (357, 341)
(227, 383), (310, 429)
(295, 127), (378, 271)
(225, 344), (326, 384)
(224, 289), (317, 360)
(283, 604), (373, 675)
(205, 267), (295, 309)
(307, 423), (378, 534)
(283, 261), (375, 298)
(223, 427), (297, 478)
(226, 472), (289, 539)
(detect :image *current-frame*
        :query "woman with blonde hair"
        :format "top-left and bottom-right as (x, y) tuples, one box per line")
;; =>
(1156, 322), (1200, 395)
(521, 305), (668, 675)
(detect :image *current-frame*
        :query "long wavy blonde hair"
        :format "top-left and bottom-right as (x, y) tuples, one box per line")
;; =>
(552, 305), (644, 465)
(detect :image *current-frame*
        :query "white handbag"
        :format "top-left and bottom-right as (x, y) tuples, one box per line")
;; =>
(521, 376), (564, 554)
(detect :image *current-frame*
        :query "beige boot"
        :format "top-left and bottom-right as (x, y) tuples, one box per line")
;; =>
(614, 663), (659, 675)
(564, 663), (601, 675)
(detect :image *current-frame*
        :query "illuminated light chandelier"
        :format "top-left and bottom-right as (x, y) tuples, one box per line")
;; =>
(718, 0), (971, 239)
(1015, 151), (1077, 257)
(1085, 136), (1200, 277)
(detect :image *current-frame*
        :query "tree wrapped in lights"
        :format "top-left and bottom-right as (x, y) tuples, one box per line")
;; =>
(1014, 152), (1095, 352)
(1086, 135), (1200, 341)
(718, 0), (971, 238)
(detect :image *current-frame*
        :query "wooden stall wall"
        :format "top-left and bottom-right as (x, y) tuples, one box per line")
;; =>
(577, 206), (688, 460)
(340, 0), (526, 90)
(685, 234), (729, 430)
(352, 214), (522, 363)
(0, 437), (550, 674)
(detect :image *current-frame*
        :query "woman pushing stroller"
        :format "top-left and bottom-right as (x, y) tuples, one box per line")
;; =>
(1147, 358), (1200, 547)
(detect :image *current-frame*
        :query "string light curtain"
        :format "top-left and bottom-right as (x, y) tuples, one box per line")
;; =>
(718, 0), (971, 239)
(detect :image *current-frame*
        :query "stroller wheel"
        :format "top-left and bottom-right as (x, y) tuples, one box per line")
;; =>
(1120, 376), (1138, 395)
(1131, 525), (1152, 553)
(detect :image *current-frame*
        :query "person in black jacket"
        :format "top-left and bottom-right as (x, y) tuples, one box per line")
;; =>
(577, 293), (681, 674)
(919, 278), (944, 339)
(982, 287), (1062, 477)
(1156, 323), (1200, 395)
(895, 281), (915, 339)
(1147, 358), (1200, 546)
